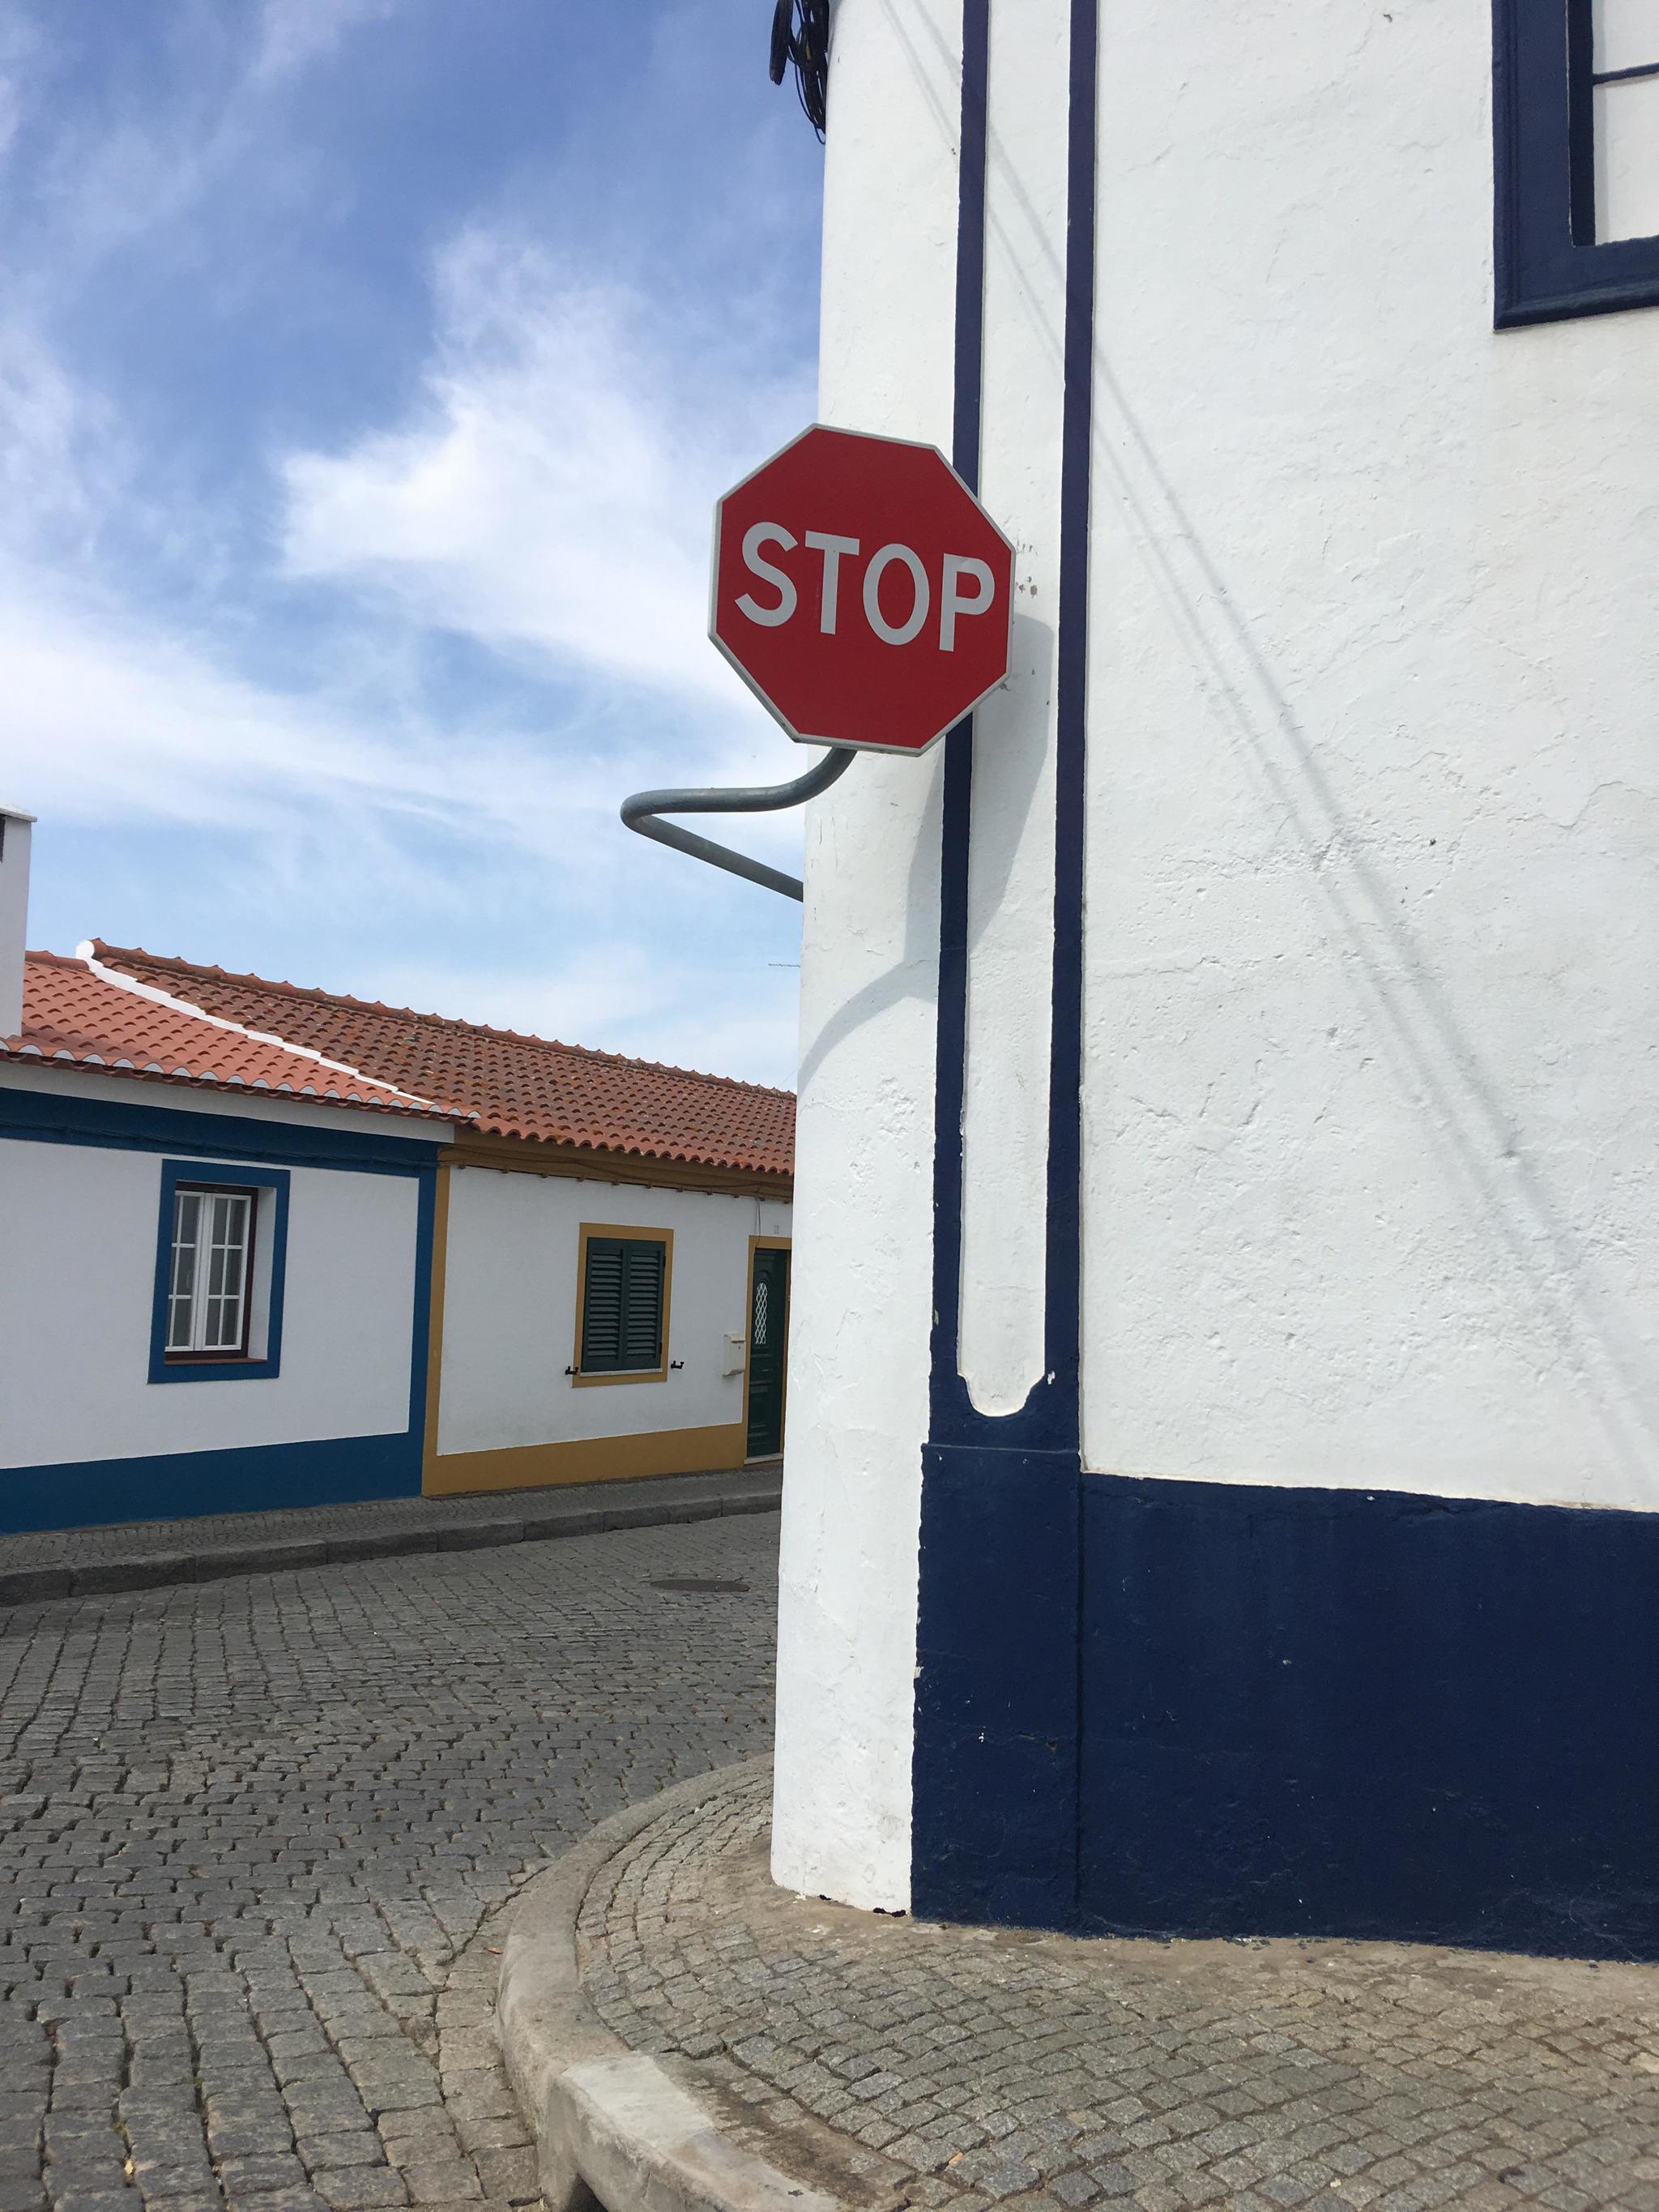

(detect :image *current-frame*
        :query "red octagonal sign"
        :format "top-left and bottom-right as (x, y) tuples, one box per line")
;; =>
(710, 424), (1014, 756)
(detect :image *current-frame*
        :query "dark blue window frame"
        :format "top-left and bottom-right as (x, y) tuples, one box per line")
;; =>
(1495, 0), (1659, 326)
(148, 1159), (291, 1385)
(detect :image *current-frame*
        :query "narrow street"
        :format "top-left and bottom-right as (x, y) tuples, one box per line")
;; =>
(0, 1516), (778, 2212)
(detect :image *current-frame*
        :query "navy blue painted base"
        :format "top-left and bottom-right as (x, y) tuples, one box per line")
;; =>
(1079, 1472), (1659, 1962)
(0, 1435), (420, 1537)
(914, 1463), (1659, 1961)
(912, 1441), (1081, 1928)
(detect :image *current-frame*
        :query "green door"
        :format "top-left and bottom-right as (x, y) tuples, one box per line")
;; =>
(745, 1245), (790, 1459)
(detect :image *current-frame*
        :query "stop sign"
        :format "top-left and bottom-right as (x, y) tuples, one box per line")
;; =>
(710, 424), (1014, 756)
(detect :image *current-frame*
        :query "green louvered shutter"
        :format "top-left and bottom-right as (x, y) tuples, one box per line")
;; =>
(620, 1239), (665, 1368)
(581, 1237), (665, 1373)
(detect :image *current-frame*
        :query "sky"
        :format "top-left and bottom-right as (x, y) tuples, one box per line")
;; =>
(0, 0), (825, 1085)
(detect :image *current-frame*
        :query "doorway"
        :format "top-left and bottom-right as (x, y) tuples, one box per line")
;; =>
(744, 1241), (791, 1460)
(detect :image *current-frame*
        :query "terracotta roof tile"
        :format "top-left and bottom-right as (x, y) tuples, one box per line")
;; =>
(6, 951), (460, 1122)
(89, 943), (795, 1180)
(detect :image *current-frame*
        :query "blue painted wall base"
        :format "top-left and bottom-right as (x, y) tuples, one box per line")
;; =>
(912, 1441), (1081, 1929)
(907, 0), (1659, 1970)
(0, 1434), (420, 1536)
(915, 1461), (1659, 1960)
(1078, 1471), (1659, 1962)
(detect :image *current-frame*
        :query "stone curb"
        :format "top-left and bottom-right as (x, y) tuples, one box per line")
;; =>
(497, 1760), (839, 2212)
(0, 1483), (781, 1607)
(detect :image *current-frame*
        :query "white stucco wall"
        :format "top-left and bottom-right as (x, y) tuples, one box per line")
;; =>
(433, 1167), (791, 1456)
(1080, 0), (1659, 1513)
(774, 0), (1089, 1913)
(957, 3), (1069, 1416)
(775, 0), (1659, 1904)
(0, 1085), (427, 1471)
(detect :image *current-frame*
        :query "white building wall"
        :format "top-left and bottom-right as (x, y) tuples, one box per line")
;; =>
(957, 2), (1070, 1415)
(434, 1167), (791, 1457)
(775, 0), (1659, 1914)
(0, 1120), (423, 1471)
(775, 0), (991, 1914)
(1079, 0), (1659, 1513)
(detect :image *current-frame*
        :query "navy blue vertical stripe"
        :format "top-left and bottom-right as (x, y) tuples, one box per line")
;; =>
(927, 0), (989, 1442)
(1044, 0), (1097, 1424)
(928, 0), (1094, 1456)
(952, 0), (989, 497)
(913, 0), (1098, 1929)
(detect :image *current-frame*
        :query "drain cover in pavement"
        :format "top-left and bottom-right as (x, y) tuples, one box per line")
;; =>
(650, 1578), (752, 1594)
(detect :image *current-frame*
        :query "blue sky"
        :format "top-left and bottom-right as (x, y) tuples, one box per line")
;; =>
(0, 0), (823, 1083)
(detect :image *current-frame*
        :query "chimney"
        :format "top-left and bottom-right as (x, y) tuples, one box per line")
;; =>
(0, 805), (35, 1040)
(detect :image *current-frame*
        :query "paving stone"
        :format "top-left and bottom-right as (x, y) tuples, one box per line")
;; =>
(295, 2136), (383, 2171)
(469, 2150), (535, 2201)
(374, 2123), (457, 2163)
(215, 2157), (309, 2196)
(311, 2170), (409, 2209)
(0, 1516), (777, 2212)
(394, 2165), (480, 2206)
(449, 2116), (525, 2157)
(574, 1764), (1659, 2212)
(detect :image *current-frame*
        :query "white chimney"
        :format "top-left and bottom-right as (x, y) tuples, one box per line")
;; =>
(0, 805), (35, 1040)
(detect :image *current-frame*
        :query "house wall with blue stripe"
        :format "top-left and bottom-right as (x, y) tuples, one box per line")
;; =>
(0, 1067), (443, 1534)
(774, 0), (1659, 1961)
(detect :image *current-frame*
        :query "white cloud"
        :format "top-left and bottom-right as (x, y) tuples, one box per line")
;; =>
(0, 319), (117, 544)
(282, 228), (814, 731)
(362, 947), (800, 1087)
(0, 8), (815, 1086)
(254, 0), (397, 87)
(0, 570), (613, 860)
(0, 6), (41, 165)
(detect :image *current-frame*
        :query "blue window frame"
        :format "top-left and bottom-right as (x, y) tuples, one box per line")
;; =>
(148, 1159), (291, 1384)
(1496, 0), (1659, 326)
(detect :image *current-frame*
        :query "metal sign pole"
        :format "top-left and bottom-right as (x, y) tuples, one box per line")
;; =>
(619, 745), (854, 903)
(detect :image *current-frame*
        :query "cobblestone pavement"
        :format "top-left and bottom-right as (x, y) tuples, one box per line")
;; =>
(581, 1766), (1659, 2212)
(0, 1515), (778, 2212)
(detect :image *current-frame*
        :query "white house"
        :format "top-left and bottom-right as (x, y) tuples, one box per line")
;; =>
(773, 0), (1659, 1961)
(0, 808), (795, 1533)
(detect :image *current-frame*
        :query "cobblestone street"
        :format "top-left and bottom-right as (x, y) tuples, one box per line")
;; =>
(579, 1768), (1659, 2212)
(0, 1515), (778, 2212)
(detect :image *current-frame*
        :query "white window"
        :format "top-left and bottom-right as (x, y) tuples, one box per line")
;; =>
(166, 1185), (256, 1358)
(1593, 0), (1659, 244)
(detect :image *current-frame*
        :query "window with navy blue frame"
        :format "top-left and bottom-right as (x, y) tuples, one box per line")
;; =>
(148, 1159), (291, 1384)
(1496, 0), (1659, 326)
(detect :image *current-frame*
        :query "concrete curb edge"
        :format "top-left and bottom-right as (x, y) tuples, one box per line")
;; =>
(497, 1760), (841, 2212)
(0, 1484), (782, 1607)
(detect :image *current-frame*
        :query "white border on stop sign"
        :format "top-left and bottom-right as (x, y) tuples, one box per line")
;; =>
(706, 420), (1018, 758)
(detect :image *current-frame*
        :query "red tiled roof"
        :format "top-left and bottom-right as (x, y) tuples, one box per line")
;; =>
(89, 943), (796, 1180)
(5, 951), (459, 1122)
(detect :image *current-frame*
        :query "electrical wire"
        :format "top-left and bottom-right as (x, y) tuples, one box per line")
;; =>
(768, 0), (830, 138)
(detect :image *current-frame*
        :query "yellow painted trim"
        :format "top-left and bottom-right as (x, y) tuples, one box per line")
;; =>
(420, 1161), (454, 1495)
(572, 1222), (675, 1386)
(450, 1129), (791, 1202)
(743, 1235), (793, 1460)
(424, 1420), (749, 1498)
